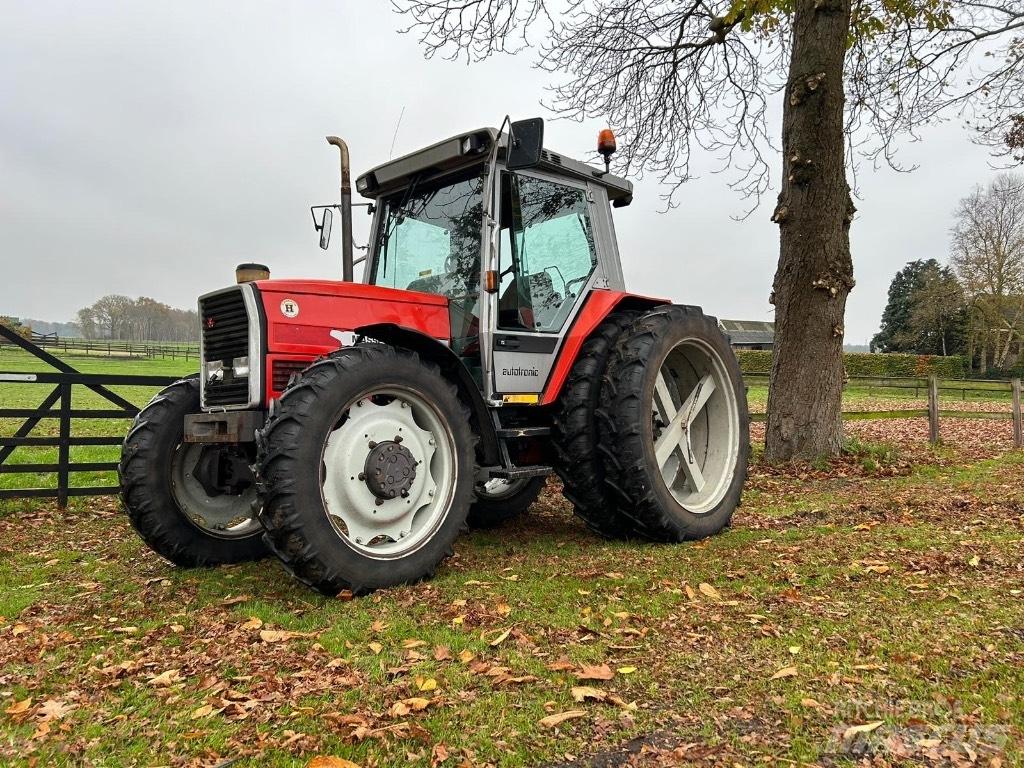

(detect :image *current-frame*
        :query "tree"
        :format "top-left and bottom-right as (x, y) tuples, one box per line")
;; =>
(74, 295), (199, 342)
(392, 0), (1024, 459)
(951, 173), (1024, 369)
(872, 259), (966, 356)
(907, 264), (967, 357)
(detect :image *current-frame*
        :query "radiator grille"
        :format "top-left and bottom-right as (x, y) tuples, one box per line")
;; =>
(200, 289), (251, 407)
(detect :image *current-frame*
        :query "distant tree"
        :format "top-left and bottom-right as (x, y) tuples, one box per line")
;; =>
(907, 266), (967, 357)
(872, 260), (933, 353)
(0, 316), (31, 340)
(74, 295), (199, 342)
(951, 173), (1024, 369)
(394, 0), (1024, 460)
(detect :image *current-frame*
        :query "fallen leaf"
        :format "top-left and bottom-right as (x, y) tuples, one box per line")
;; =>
(241, 617), (263, 630)
(221, 594), (252, 607)
(843, 721), (884, 740)
(698, 583), (721, 601)
(576, 664), (615, 681)
(800, 697), (822, 708)
(488, 628), (512, 647)
(457, 650), (474, 664)
(617, 666), (637, 675)
(368, 642), (383, 655)
(260, 629), (298, 643)
(539, 710), (587, 728)
(148, 669), (182, 687)
(770, 666), (798, 680)
(415, 677), (438, 692)
(4, 698), (32, 716)
(433, 645), (452, 661)
(547, 658), (575, 671)
(336, 589), (354, 601)
(431, 742), (450, 766)
(307, 758), (361, 768)
(402, 639), (427, 649)
(191, 704), (214, 719)
(36, 699), (73, 721)
(571, 686), (607, 703)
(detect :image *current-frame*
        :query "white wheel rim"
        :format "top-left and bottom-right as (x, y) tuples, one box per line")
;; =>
(320, 387), (457, 560)
(170, 443), (261, 539)
(476, 478), (528, 499)
(650, 338), (739, 514)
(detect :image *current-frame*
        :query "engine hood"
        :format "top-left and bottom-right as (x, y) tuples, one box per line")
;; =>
(253, 279), (452, 356)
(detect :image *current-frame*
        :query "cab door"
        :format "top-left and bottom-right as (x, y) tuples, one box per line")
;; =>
(490, 170), (600, 395)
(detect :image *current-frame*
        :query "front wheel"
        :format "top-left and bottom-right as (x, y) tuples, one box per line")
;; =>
(467, 477), (545, 529)
(257, 345), (475, 595)
(599, 306), (749, 541)
(119, 377), (268, 567)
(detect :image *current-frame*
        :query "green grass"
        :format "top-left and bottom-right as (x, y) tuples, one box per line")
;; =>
(0, 443), (1021, 765)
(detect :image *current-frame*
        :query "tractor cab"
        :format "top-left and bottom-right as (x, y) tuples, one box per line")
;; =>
(351, 123), (634, 403)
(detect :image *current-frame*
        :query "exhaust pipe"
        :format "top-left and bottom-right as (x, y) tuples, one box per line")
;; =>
(326, 136), (354, 282)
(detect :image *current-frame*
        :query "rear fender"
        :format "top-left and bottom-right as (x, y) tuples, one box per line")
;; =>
(540, 291), (669, 405)
(355, 323), (499, 467)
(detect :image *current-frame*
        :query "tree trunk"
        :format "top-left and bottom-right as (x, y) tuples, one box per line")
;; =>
(765, 0), (855, 461)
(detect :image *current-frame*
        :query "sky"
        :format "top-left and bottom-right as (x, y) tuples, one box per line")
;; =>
(0, 1), (1008, 345)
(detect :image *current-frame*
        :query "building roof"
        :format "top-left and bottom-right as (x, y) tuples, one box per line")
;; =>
(719, 318), (775, 346)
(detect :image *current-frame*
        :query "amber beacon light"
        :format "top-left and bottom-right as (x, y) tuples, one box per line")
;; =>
(597, 128), (617, 173)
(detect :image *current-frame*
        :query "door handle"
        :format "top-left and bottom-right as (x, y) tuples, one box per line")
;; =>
(497, 337), (521, 349)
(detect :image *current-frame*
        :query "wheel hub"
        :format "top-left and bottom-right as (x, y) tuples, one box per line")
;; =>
(363, 439), (417, 500)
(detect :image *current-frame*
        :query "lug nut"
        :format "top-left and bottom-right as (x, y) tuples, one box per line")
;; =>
(358, 472), (366, 481)
(394, 435), (403, 443)
(368, 440), (377, 449)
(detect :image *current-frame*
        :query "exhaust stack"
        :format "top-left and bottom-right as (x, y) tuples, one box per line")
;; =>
(326, 136), (354, 282)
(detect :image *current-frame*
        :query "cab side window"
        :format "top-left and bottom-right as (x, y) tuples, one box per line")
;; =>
(497, 173), (597, 332)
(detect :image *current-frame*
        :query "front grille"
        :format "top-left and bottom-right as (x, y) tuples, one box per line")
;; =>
(272, 359), (308, 392)
(200, 288), (252, 407)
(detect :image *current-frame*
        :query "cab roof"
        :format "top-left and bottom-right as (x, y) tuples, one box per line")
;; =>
(355, 127), (633, 207)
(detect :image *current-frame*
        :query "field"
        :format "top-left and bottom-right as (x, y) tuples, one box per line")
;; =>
(1, 351), (1021, 766)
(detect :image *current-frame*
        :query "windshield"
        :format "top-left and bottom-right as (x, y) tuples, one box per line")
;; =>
(373, 172), (484, 299)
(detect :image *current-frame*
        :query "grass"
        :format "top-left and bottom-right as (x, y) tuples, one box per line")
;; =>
(1, 439), (1022, 764)
(1, 353), (1021, 765)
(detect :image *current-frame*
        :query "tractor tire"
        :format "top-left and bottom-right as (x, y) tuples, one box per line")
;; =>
(119, 376), (268, 567)
(552, 310), (639, 538)
(256, 344), (475, 595)
(467, 477), (545, 529)
(598, 306), (749, 541)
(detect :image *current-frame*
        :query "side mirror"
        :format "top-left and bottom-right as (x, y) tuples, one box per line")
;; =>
(506, 118), (544, 170)
(318, 207), (333, 250)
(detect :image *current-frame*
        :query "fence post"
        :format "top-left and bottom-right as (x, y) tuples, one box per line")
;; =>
(57, 382), (71, 509)
(1013, 378), (1022, 449)
(928, 375), (940, 444)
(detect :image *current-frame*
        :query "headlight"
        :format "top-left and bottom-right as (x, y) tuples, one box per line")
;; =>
(204, 360), (224, 381)
(231, 356), (250, 377)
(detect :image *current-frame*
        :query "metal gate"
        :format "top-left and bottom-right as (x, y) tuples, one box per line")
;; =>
(0, 324), (178, 507)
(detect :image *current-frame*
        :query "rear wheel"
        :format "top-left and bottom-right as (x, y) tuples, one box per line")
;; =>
(467, 477), (545, 529)
(119, 377), (267, 566)
(599, 306), (749, 541)
(552, 311), (638, 538)
(257, 345), (475, 595)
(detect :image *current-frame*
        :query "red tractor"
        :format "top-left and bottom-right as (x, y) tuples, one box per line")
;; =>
(120, 119), (749, 595)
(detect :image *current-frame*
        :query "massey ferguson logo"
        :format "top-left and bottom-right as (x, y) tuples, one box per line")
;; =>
(205, 317), (216, 329)
(502, 366), (540, 377)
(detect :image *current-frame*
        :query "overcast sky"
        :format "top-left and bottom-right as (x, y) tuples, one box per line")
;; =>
(0, 1), (1007, 344)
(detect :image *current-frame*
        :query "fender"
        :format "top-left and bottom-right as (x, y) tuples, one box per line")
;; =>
(540, 290), (669, 405)
(355, 323), (500, 467)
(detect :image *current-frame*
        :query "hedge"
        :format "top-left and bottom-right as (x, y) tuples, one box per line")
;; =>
(735, 350), (966, 379)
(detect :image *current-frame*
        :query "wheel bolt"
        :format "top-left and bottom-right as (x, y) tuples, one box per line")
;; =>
(368, 440), (377, 449)
(375, 498), (384, 507)
(394, 435), (403, 443)
(358, 472), (366, 481)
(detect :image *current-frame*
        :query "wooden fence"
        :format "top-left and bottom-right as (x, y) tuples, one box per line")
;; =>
(0, 335), (199, 361)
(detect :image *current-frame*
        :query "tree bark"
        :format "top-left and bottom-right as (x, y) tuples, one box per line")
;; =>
(765, 0), (855, 461)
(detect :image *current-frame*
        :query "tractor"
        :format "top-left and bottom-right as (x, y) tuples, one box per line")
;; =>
(119, 118), (750, 595)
